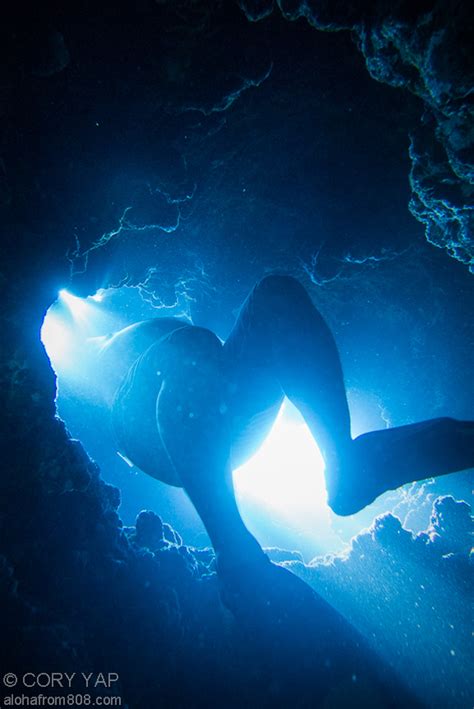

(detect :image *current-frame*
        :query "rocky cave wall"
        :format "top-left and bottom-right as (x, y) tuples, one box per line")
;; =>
(240, 0), (474, 271)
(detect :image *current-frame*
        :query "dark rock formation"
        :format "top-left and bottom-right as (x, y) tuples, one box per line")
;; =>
(0, 404), (422, 706)
(239, 0), (474, 270)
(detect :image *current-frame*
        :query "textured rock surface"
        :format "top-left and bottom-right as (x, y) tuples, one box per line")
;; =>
(291, 495), (473, 707)
(239, 0), (474, 269)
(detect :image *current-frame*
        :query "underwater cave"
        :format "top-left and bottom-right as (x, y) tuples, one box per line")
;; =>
(2, 1), (473, 707)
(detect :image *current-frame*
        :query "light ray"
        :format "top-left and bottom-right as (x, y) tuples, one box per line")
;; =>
(234, 401), (343, 555)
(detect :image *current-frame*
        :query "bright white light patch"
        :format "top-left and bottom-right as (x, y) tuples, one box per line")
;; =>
(233, 401), (342, 554)
(40, 313), (71, 363)
(235, 402), (327, 511)
(41, 289), (111, 373)
(59, 289), (90, 320)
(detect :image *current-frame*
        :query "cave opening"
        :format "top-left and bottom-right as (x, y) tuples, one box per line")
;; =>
(32, 0), (473, 559)
(3, 1), (473, 704)
(40, 283), (351, 560)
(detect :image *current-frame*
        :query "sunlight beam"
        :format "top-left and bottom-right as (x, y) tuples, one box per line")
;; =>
(234, 401), (343, 555)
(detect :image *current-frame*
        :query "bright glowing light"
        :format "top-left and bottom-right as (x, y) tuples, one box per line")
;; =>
(91, 290), (105, 303)
(59, 289), (89, 320)
(234, 401), (342, 554)
(42, 289), (113, 373)
(117, 451), (134, 467)
(40, 313), (72, 363)
(235, 403), (326, 509)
